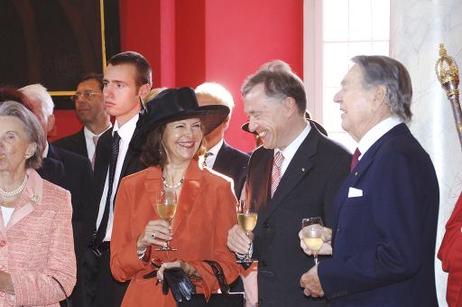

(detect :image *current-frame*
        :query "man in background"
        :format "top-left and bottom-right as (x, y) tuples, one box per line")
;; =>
(300, 55), (439, 307)
(195, 82), (249, 199)
(227, 60), (351, 306)
(90, 51), (151, 307)
(54, 73), (111, 166)
(20, 84), (96, 307)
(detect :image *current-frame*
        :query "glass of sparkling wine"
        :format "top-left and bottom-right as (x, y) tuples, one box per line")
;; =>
(236, 200), (258, 264)
(301, 217), (324, 265)
(154, 189), (178, 251)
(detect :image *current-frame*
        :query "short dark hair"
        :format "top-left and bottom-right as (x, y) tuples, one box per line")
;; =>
(241, 60), (306, 114)
(352, 55), (413, 121)
(108, 51), (152, 86)
(79, 73), (104, 91)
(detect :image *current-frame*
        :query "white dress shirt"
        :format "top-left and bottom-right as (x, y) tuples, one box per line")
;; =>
(96, 114), (139, 241)
(357, 116), (403, 161)
(275, 123), (311, 176)
(84, 125), (112, 161)
(205, 139), (224, 168)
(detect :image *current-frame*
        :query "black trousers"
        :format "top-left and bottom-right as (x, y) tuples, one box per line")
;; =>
(84, 242), (129, 307)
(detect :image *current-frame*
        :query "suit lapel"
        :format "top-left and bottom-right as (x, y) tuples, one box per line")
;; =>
(120, 118), (144, 178)
(172, 161), (201, 236)
(331, 123), (410, 232)
(143, 162), (202, 237)
(7, 170), (43, 229)
(94, 129), (112, 199)
(77, 129), (88, 157)
(212, 142), (228, 174)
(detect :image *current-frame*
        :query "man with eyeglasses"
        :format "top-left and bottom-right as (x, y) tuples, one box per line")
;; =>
(54, 73), (111, 166)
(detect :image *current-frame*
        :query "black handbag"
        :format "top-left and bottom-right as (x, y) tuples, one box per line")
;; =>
(178, 260), (244, 307)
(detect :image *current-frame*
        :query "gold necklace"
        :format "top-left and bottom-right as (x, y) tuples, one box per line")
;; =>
(162, 176), (184, 189)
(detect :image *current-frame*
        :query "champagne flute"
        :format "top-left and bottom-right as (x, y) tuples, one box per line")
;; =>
(236, 200), (258, 264)
(154, 189), (178, 251)
(301, 217), (324, 265)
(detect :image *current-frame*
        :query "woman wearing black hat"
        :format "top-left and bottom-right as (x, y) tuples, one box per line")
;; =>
(110, 88), (240, 307)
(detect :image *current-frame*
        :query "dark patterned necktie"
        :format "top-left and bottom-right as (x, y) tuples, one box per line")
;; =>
(95, 132), (121, 243)
(350, 148), (361, 172)
(91, 135), (99, 170)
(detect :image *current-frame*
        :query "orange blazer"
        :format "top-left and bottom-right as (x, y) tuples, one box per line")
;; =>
(110, 160), (240, 307)
(0, 169), (76, 306)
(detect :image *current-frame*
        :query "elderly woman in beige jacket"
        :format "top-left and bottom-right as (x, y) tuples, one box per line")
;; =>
(0, 101), (75, 306)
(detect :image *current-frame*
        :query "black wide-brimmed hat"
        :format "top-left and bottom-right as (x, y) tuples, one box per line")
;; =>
(137, 87), (230, 141)
(241, 112), (328, 136)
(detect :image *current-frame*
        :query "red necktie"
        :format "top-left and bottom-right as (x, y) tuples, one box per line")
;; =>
(271, 151), (284, 197)
(350, 148), (361, 172)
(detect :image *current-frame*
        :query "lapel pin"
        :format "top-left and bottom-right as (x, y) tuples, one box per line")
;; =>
(31, 194), (40, 203)
(301, 168), (306, 173)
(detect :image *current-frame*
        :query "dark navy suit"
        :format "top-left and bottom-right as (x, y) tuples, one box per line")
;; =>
(318, 123), (439, 307)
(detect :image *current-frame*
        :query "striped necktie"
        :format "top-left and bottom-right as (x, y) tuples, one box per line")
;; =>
(271, 151), (284, 197)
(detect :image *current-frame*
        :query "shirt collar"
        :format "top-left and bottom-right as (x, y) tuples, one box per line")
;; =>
(113, 114), (139, 141)
(357, 116), (402, 160)
(84, 124), (112, 139)
(276, 122), (311, 162)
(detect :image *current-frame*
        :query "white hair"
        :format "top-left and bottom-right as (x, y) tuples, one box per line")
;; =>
(195, 82), (235, 110)
(19, 84), (54, 118)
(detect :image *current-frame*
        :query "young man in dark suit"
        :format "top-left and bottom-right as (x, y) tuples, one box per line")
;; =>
(19, 84), (97, 307)
(90, 51), (152, 307)
(300, 56), (439, 307)
(227, 60), (351, 306)
(195, 82), (249, 199)
(53, 74), (111, 164)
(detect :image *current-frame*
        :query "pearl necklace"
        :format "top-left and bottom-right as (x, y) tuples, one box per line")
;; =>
(0, 175), (28, 200)
(162, 176), (184, 190)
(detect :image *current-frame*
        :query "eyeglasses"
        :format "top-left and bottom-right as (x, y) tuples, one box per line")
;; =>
(70, 91), (101, 102)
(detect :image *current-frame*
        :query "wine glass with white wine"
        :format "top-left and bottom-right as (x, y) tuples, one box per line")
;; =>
(301, 217), (324, 265)
(154, 189), (178, 251)
(236, 200), (258, 264)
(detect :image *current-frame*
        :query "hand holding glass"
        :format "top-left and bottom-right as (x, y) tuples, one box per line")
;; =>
(236, 200), (258, 264)
(301, 217), (324, 265)
(154, 190), (177, 251)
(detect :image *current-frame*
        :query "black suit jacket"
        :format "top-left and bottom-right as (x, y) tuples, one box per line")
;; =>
(246, 123), (351, 307)
(93, 127), (145, 205)
(212, 141), (249, 199)
(53, 129), (88, 159)
(38, 144), (97, 307)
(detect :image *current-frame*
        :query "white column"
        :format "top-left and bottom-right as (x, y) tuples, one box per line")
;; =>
(390, 1), (462, 305)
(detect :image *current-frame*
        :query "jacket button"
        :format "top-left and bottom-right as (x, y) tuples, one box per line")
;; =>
(0, 240), (6, 247)
(263, 222), (270, 229)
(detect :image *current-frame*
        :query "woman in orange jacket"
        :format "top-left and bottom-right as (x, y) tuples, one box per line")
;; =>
(110, 87), (240, 307)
